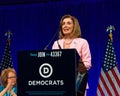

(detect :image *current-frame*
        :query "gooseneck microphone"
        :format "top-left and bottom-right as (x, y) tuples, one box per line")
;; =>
(57, 40), (61, 49)
(44, 28), (59, 50)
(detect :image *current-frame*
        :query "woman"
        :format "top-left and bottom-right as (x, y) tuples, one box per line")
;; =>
(52, 14), (91, 96)
(0, 67), (17, 96)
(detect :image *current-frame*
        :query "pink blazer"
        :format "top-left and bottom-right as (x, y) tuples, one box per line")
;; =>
(52, 38), (92, 70)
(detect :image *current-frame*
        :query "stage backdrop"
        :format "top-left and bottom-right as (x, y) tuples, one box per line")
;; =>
(0, 0), (120, 95)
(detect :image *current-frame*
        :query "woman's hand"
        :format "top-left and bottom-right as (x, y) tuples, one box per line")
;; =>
(6, 80), (14, 91)
(7, 81), (17, 96)
(0, 81), (14, 96)
(78, 59), (87, 74)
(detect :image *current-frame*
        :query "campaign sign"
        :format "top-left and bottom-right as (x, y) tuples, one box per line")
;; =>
(17, 49), (78, 96)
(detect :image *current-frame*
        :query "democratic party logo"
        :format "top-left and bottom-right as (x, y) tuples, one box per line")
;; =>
(39, 63), (53, 78)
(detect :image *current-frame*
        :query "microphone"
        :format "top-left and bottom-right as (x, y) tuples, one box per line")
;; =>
(44, 28), (59, 50)
(57, 40), (61, 49)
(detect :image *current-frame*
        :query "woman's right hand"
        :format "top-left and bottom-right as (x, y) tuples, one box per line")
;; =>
(6, 80), (14, 91)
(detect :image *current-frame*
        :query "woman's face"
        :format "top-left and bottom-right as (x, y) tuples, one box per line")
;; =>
(7, 72), (17, 86)
(61, 17), (74, 36)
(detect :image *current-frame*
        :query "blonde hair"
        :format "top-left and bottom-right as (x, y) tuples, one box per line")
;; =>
(59, 14), (81, 39)
(0, 67), (17, 87)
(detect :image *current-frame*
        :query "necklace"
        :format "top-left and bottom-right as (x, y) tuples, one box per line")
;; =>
(64, 39), (73, 45)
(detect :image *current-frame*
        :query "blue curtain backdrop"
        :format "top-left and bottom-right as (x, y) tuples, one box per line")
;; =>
(0, 0), (120, 95)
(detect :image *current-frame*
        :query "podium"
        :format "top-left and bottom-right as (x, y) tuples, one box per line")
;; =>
(17, 49), (79, 96)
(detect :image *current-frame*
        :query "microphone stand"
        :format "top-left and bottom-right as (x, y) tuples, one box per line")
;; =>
(44, 28), (59, 50)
